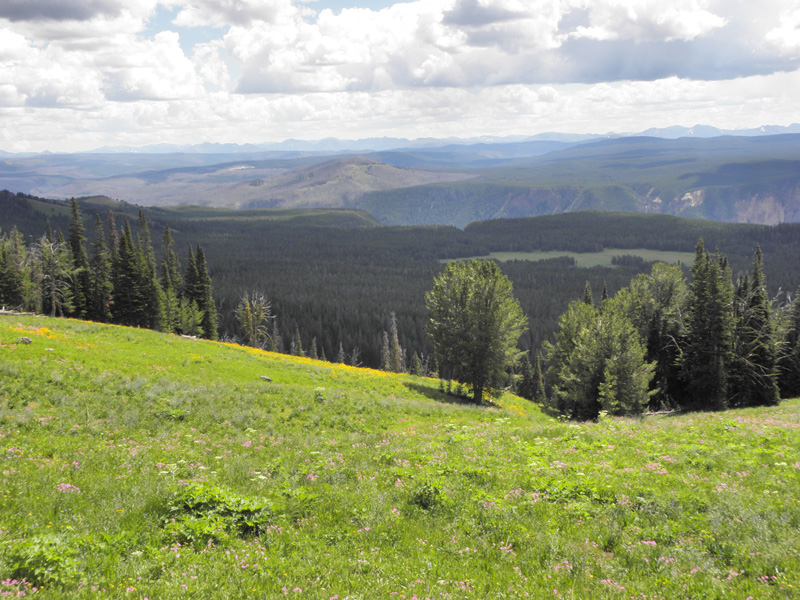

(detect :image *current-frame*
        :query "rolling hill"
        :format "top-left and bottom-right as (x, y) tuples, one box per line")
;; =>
(3, 134), (800, 226)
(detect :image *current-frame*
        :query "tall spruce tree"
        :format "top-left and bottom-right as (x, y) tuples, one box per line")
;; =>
(67, 198), (90, 318)
(112, 220), (147, 327)
(0, 228), (27, 309)
(136, 211), (166, 331)
(160, 226), (182, 333)
(195, 246), (217, 340)
(682, 240), (735, 410)
(87, 214), (113, 323)
(730, 247), (779, 406)
(779, 288), (800, 397)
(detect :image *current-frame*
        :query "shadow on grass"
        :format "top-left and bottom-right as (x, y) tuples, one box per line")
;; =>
(403, 382), (500, 408)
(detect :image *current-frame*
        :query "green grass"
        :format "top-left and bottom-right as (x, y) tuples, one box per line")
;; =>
(448, 248), (696, 268)
(1, 315), (799, 598)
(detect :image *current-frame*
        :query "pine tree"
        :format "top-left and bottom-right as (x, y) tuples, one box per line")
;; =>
(682, 240), (734, 410)
(337, 342), (346, 363)
(112, 220), (147, 327)
(582, 281), (593, 305)
(779, 288), (800, 397)
(67, 198), (90, 318)
(730, 247), (779, 406)
(136, 211), (166, 331)
(517, 352), (537, 400)
(410, 352), (422, 376)
(270, 319), (281, 352)
(87, 214), (113, 322)
(195, 246), (217, 340)
(381, 331), (391, 371)
(290, 326), (304, 356)
(160, 226), (182, 333)
(389, 311), (403, 372)
(310, 337), (318, 360)
(0, 228), (27, 309)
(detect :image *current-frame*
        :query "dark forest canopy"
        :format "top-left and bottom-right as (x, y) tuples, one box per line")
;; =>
(3, 190), (800, 374)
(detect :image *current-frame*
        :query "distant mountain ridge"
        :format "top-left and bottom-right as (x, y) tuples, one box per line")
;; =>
(3, 130), (800, 228)
(18, 123), (795, 156)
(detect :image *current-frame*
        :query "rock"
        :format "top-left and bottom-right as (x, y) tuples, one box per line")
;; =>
(17, 337), (32, 344)
(260, 375), (273, 382)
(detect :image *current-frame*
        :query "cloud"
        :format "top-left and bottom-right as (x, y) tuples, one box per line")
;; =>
(0, 0), (123, 22)
(442, 0), (529, 27)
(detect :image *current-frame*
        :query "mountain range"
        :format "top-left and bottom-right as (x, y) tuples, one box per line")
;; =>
(2, 126), (800, 227)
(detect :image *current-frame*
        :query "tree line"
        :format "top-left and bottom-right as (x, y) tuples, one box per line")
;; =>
(0, 199), (217, 339)
(518, 240), (800, 418)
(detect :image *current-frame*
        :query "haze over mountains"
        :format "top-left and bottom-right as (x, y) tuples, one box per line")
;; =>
(2, 125), (800, 227)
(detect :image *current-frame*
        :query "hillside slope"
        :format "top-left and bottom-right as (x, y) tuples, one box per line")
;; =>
(1, 315), (799, 598)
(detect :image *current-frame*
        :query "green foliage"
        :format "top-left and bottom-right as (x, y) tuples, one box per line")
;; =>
(5, 534), (78, 588)
(236, 291), (271, 348)
(166, 483), (273, 546)
(426, 260), (527, 403)
(0, 315), (799, 599)
(682, 240), (736, 410)
(545, 297), (654, 419)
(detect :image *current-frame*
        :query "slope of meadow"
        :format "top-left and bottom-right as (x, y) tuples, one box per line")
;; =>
(1, 315), (799, 598)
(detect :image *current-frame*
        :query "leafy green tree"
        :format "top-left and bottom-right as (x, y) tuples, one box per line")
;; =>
(136, 211), (166, 331)
(425, 260), (526, 404)
(682, 240), (735, 410)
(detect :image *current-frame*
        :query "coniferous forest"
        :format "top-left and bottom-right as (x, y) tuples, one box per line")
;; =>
(2, 190), (800, 414)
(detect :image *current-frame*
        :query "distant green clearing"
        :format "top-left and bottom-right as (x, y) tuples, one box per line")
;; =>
(450, 248), (696, 268)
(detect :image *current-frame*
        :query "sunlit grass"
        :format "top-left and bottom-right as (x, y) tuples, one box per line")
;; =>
(1, 315), (799, 598)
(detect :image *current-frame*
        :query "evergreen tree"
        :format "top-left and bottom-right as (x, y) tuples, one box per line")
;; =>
(545, 297), (654, 419)
(195, 246), (217, 340)
(160, 226), (182, 333)
(730, 247), (779, 406)
(270, 319), (281, 353)
(617, 263), (689, 409)
(582, 281), (593, 305)
(426, 260), (526, 404)
(0, 228), (27, 309)
(290, 326), (304, 356)
(87, 214), (113, 322)
(779, 288), (800, 397)
(236, 292), (271, 348)
(112, 220), (147, 327)
(410, 352), (422, 376)
(67, 198), (90, 318)
(381, 331), (391, 371)
(389, 311), (404, 372)
(136, 211), (166, 331)
(517, 352), (537, 400)
(310, 337), (318, 360)
(337, 342), (346, 363)
(31, 236), (74, 318)
(682, 240), (735, 410)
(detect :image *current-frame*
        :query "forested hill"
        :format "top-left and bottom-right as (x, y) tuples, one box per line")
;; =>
(3, 134), (800, 227)
(4, 191), (800, 372)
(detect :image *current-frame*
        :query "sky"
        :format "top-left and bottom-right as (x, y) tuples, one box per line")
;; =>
(1, 0), (799, 152)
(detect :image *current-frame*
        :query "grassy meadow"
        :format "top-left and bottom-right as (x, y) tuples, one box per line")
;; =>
(448, 249), (696, 269)
(1, 315), (799, 599)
